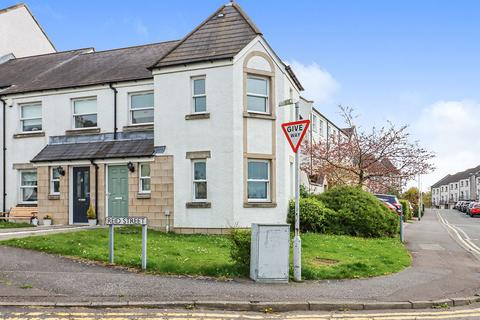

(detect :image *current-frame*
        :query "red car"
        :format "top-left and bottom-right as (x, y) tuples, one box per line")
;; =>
(469, 203), (480, 216)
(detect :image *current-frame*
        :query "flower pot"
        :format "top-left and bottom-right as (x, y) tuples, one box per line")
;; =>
(43, 219), (52, 226)
(88, 219), (97, 226)
(31, 218), (38, 226)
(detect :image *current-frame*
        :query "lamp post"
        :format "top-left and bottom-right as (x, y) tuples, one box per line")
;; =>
(279, 98), (302, 282)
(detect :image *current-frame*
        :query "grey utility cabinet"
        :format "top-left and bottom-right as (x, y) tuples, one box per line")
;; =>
(250, 223), (290, 283)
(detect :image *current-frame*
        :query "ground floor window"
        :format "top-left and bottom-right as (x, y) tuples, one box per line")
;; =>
(139, 163), (151, 193)
(247, 159), (270, 202)
(20, 170), (37, 203)
(50, 167), (61, 195)
(192, 159), (207, 201)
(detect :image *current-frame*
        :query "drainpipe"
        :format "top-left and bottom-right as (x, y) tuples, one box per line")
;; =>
(108, 83), (118, 140)
(0, 96), (6, 213)
(90, 159), (99, 224)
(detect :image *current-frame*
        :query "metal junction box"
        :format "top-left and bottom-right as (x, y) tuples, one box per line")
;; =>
(250, 224), (290, 283)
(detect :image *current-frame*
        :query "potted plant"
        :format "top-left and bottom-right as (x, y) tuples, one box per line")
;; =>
(43, 214), (52, 226)
(30, 214), (38, 226)
(87, 204), (97, 226)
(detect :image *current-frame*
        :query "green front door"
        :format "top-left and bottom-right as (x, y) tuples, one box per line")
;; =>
(108, 165), (128, 217)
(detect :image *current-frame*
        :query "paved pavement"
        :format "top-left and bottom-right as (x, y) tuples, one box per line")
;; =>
(0, 225), (97, 241)
(3, 305), (480, 319)
(0, 209), (479, 304)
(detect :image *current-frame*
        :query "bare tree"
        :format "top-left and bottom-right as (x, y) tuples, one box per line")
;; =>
(302, 106), (435, 193)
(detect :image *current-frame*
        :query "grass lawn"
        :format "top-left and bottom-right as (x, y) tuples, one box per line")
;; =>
(0, 221), (34, 229)
(1, 227), (411, 280)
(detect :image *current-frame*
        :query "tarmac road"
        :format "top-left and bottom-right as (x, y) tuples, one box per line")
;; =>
(3, 305), (480, 319)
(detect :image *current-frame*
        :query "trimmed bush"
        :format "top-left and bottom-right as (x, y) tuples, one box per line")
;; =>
(399, 199), (412, 221)
(288, 197), (336, 233)
(229, 229), (251, 274)
(317, 186), (399, 238)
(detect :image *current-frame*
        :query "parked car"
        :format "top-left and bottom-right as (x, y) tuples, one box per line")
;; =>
(454, 201), (463, 210)
(380, 200), (397, 213)
(461, 201), (473, 213)
(374, 194), (403, 215)
(467, 202), (477, 215)
(469, 203), (480, 217)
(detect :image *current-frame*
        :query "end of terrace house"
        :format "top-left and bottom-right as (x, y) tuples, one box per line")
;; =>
(0, 2), (338, 233)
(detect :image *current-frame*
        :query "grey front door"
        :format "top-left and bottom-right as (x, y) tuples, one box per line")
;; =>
(108, 165), (128, 217)
(72, 167), (90, 223)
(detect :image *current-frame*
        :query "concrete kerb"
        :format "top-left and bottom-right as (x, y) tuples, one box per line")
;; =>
(0, 298), (479, 312)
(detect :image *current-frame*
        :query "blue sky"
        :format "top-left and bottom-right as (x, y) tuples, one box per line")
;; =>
(2, 0), (479, 189)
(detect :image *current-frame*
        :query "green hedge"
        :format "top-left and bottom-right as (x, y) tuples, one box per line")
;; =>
(316, 186), (399, 238)
(399, 199), (412, 221)
(288, 197), (336, 233)
(229, 229), (251, 274)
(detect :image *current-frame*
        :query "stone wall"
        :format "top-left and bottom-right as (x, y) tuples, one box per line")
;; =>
(37, 166), (69, 225)
(128, 156), (174, 230)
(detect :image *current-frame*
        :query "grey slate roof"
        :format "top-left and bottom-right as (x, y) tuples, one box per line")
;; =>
(431, 164), (480, 188)
(31, 139), (154, 162)
(0, 41), (178, 95)
(151, 2), (261, 68)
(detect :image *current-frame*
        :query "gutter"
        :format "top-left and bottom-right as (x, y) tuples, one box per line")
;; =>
(0, 96), (6, 213)
(90, 159), (99, 224)
(108, 83), (118, 140)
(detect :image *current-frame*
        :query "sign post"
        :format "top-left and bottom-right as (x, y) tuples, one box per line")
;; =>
(105, 216), (148, 270)
(280, 104), (310, 282)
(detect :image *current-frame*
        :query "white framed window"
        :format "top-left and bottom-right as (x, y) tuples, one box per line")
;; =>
(130, 91), (154, 124)
(192, 159), (207, 201)
(311, 114), (318, 132)
(247, 75), (269, 113)
(20, 103), (42, 132)
(319, 119), (324, 136)
(192, 77), (206, 113)
(139, 163), (151, 193)
(50, 167), (61, 195)
(19, 170), (37, 203)
(73, 97), (97, 128)
(247, 159), (270, 202)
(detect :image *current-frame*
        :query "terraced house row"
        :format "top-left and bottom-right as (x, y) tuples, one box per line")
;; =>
(431, 165), (480, 209)
(0, 2), (347, 232)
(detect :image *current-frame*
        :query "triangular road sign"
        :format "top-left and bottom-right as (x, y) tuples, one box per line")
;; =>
(281, 120), (310, 153)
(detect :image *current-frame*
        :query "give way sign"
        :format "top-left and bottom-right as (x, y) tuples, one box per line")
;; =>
(281, 120), (310, 153)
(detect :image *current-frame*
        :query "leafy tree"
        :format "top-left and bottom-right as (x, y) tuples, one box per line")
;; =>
(302, 106), (435, 193)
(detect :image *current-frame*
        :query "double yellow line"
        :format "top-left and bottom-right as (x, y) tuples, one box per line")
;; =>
(3, 308), (480, 320)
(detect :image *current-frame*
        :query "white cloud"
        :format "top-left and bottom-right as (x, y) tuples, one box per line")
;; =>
(288, 60), (339, 105)
(413, 100), (480, 190)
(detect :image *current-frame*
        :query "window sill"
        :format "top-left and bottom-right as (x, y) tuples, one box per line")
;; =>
(13, 131), (45, 139)
(243, 202), (277, 208)
(17, 203), (38, 207)
(123, 124), (154, 132)
(65, 128), (100, 136)
(243, 112), (275, 120)
(48, 194), (60, 200)
(137, 193), (151, 199)
(186, 202), (211, 209)
(185, 113), (210, 120)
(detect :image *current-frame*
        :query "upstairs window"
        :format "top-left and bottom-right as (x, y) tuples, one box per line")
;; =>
(247, 76), (269, 113)
(20, 103), (42, 132)
(20, 170), (37, 203)
(139, 163), (151, 193)
(130, 92), (154, 124)
(312, 114), (318, 132)
(73, 98), (97, 128)
(192, 77), (206, 113)
(192, 160), (207, 201)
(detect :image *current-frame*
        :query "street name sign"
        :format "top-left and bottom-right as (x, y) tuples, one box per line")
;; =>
(106, 216), (148, 270)
(281, 120), (310, 153)
(105, 216), (147, 225)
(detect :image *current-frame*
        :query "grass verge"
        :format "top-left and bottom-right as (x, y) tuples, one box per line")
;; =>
(1, 227), (410, 280)
(0, 221), (34, 229)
